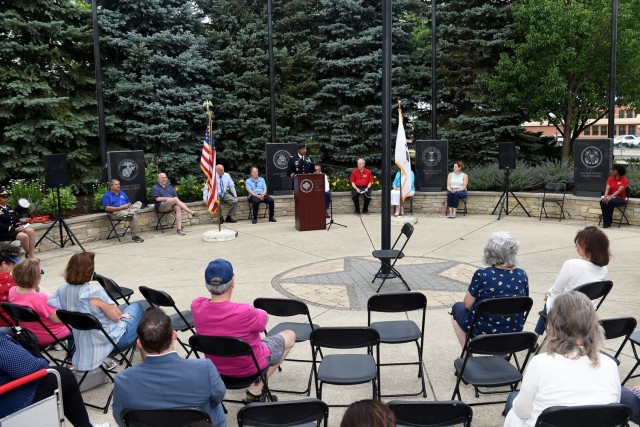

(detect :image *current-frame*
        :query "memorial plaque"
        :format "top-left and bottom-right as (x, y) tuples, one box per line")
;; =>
(107, 150), (146, 204)
(573, 139), (613, 197)
(266, 143), (297, 195)
(415, 140), (448, 191)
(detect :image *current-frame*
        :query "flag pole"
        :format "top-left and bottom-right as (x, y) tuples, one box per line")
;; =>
(398, 101), (403, 202)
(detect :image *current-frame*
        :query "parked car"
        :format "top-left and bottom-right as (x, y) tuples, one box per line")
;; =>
(614, 135), (639, 147)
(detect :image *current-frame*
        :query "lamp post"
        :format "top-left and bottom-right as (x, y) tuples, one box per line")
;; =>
(91, 0), (108, 183)
(267, 0), (276, 145)
(431, 0), (437, 139)
(607, 0), (618, 145)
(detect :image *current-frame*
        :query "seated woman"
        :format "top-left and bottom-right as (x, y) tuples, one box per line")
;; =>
(446, 161), (468, 219)
(48, 252), (143, 372)
(391, 169), (415, 216)
(8, 259), (74, 357)
(599, 164), (628, 228)
(0, 249), (20, 326)
(451, 231), (529, 348)
(504, 291), (620, 427)
(341, 399), (396, 427)
(0, 188), (36, 259)
(533, 226), (609, 337)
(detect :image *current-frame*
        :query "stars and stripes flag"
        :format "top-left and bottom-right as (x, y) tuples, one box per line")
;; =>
(200, 111), (218, 214)
(394, 107), (412, 202)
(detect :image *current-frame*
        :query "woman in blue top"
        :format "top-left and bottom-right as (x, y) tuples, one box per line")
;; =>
(451, 231), (529, 347)
(391, 170), (415, 216)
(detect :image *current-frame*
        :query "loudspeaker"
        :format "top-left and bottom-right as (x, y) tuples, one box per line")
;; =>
(498, 142), (516, 170)
(44, 154), (69, 188)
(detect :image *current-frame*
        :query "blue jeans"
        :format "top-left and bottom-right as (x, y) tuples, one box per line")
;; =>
(503, 391), (519, 416)
(600, 197), (626, 227)
(116, 302), (144, 350)
(447, 190), (467, 208)
(534, 304), (547, 335)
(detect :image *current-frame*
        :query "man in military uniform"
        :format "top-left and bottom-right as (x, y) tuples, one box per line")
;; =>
(287, 142), (315, 179)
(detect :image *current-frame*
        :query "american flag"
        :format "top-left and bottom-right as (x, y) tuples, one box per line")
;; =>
(200, 112), (218, 214)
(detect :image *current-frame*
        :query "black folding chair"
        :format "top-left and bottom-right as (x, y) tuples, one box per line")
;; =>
(154, 209), (176, 233)
(371, 222), (414, 293)
(121, 407), (210, 427)
(189, 334), (276, 406)
(94, 273), (134, 306)
(237, 398), (329, 427)
(106, 213), (131, 241)
(367, 292), (427, 397)
(598, 194), (630, 228)
(139, 286), (195, 358)
(622, 330), (640, 385)
(534, 403), (630, 427)
(599, 317), (637, 365)
(247, 199), (268, 220)
(56, 309), (136, 413)
(539, 182), (567, 221)
(0, 302), (72, 366)
(389, 400), (473, 427)
(310, 327), (380, 406)
(253, 298), (319, 395)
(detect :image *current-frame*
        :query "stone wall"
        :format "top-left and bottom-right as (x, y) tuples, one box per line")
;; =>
(30, 192), (636, 253)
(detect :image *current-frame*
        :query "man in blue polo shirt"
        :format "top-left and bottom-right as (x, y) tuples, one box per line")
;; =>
(245, 167), (276, 224)
(102, 179), (144, 243)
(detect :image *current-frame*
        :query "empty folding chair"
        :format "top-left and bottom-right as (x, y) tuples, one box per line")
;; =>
(534, 403), (630, 427)
(539, 182), (567, 221)
(237, 398), (329, 427)
(389, 400), (473, 427)
(371, 223), (414, 293)
(253, 297), (319, 395)
(367, 292), (427, 397)
(599, 317), (637, 365)
(121, 407), (210, 427)
(623, 331), (640, 385)
(310, 327), (380, 406)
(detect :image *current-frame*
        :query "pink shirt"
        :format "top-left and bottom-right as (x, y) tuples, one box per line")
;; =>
(8, 287), (71, 345)
(191, 297), (269, 377)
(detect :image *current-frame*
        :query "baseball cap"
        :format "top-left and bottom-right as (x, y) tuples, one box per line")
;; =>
(0, 252), (19, 265)
(205, 259), (234, 287)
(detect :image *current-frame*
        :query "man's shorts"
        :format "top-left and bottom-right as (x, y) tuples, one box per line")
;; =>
(263, 334), (285, 367)
(158, 200), (174, 213)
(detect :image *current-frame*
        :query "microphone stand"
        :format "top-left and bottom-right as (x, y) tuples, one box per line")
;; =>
(326, 196), (346, 231)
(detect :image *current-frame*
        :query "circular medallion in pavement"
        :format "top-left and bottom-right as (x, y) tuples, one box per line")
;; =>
(272, 256), (477, 310)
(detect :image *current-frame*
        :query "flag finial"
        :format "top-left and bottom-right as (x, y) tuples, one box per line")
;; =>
(203, 100), (212, 112)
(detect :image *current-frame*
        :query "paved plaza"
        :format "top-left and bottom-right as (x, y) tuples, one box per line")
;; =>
(34, 211), (640, 426)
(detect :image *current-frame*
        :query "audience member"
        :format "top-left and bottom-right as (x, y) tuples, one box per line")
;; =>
(0, 248), (19, 326)
(451, 231), (529, 347)
(102, 179), (144, 243)
(48, 252), (143, 372)
(340, 399), (396, 427)
(533, 226), (609, 337)
(8, 258), (73, 356)
(112, 308), (226, 427)
(246, 167), (276, 224)
(0, 188), (36, 258)
(600, 164), (628, 228)
(287, 142), (315, 178)
(206, 164), (238, 224)
(315, 164), (331, 218)
(350, 159), (373, 215)
(151, 172), (201, 236)
(446, 161), (468, 219)
(391, 169), (415, 216)
(621, 386), (640, 425)
(503, 291), (620, 427)
(0, 332), (108, 427)
(191, 259), (295, 402)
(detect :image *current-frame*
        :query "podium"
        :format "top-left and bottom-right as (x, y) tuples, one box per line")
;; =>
(294, 174), (326, 231)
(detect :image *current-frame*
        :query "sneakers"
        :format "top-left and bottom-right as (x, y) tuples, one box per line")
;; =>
(132, 236), (144, 243)
(176, 229), (186, 236)
(269, 217), (277, 222)
(102, 358), (117, 370)
(226, 216), (237, 223)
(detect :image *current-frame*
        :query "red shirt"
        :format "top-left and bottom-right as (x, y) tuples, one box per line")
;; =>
(607, 176), (628, 199)
(350, 167), (373, 187)
(0, 272), (16, 326)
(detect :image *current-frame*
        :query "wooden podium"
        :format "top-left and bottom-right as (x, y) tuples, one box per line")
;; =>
(294, 174), (326, 231)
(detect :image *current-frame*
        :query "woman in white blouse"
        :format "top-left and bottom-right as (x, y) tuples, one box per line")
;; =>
(503, 291), (620, 427)
(446, 161), (468, 218)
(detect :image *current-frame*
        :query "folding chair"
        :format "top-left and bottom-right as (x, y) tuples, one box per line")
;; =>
(56, 309), (136, 413)
(389, 400), (473, 427)
(459, 195), (468, 216)
(310, 327), (380, 406)
(367, 292), (427, 397)
(599, 317), (637, 365)
(237, 398), (329, 427)
(0, 368), (64, 427)
(534, 404), (630, 427)
(121, 407), (210, 427)
(189, 334), (276, 405)
(94, 273), (134, 306)
(598, 195), (630, 228)
(253, 298), (319, 395)
(139, 286), (195, 358)
(622, 330), (640, 385)
(0, 302), (72, 367)
(247, 199), (268, 220)
(539, 183), (567, 221)
(154, 209), (176, 233)
(106, 213), (131, 241)
(371, 222), (414, 293)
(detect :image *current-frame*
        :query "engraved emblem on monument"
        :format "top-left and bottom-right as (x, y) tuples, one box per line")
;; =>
(581, 146), (603, 169)
(117, 159), (139, 181)
(273, 150), (291, 170)
(422, 147), (442, 167)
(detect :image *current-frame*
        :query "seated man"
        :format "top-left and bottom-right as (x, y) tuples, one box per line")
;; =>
(191, 259), (295, 403)
(211, 164), (238, 224)
(112, 308), (226, 427)
(350, 158), (373, 215)
(102, 179), (144, 243)
(245, 167), (276, 224)
(151, 172), (200, 236)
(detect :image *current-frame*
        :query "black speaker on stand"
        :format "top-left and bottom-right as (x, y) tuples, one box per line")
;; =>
(36, 154), (85, 251)
(491, 142), (531, 220)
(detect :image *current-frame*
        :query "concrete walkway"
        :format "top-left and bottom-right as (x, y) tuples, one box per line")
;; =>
(35, 212), (640, 426)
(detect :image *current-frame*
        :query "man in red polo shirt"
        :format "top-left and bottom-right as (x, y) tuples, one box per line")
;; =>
(350, 158), (373, 215)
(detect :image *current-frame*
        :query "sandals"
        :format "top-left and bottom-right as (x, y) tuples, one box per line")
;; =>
(242, 390), (278, 404)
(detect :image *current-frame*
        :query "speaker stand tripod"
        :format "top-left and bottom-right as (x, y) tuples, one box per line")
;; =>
(35, 188), (85, 251)
(491, 167), (531, 220)
(326, 198), (346, 231)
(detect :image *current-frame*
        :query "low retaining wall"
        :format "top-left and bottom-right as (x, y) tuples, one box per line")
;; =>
(31, 191), (636, 253)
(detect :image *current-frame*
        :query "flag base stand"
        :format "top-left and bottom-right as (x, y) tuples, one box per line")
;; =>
(203, 229), (238, 242)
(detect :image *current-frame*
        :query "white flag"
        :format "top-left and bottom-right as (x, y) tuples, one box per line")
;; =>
(394, 109), (412, 202)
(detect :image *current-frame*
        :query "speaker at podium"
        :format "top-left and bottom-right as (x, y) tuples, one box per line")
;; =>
(293, 174), (326, 231)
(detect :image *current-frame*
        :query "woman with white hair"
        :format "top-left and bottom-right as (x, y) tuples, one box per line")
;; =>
(451, 231), (529, 347)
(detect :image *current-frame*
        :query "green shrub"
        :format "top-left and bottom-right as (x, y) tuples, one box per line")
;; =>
(41, 188), (77, 217)
(92, 184), (109, 212)
(625, 164), (640, 197)
(7, 179), (46, 215)
(466, 163), (502, 191)
(534, 161), (574, 189)
(175, 175), (202, 202)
